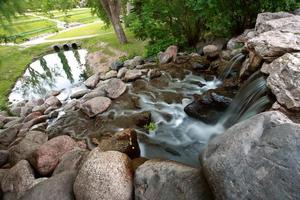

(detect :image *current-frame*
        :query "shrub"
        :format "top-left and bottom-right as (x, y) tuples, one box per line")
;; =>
(127, 0), (298, 56)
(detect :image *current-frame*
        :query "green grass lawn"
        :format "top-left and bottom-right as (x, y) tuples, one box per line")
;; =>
(46, 21), (105, 40)
(0, 31), (146, 110)
(0, 16), (58, 43)
(57, 12), (98, 24)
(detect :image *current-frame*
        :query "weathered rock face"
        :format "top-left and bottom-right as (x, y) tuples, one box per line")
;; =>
(255, 12), (295, 34)
(97, 129), (140, 159)
(31, 135), (77, 175)
(202, 111), (300, 200)
(246, 12), (300, 62)
(20, 171), (77, 200)
(134, 160), (213, 200)
(0, 150), (8, 167)
(80, 96), (112, 117)
(1, 160), (36, 199)
(261, 53), (300, 111)
(247, 31), (300, 61)
(74, 150), (133, 200)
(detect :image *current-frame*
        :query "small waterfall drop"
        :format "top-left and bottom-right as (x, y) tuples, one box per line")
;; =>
(220, 73), (273, 128)
(219, 53), (246, 81)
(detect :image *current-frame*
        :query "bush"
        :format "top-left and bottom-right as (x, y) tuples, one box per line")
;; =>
(127, 0), (297, 56)
(127, 0), (204, 56)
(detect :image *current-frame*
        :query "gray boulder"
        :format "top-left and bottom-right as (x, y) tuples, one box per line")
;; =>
(100, 70), (118, 80)
(1, 160), (36, 199)
(124, 70), (143, 82)
(53, 148), (88, 175)
(247, 30), (300, 61)
(202, 111), (300, 200)
(70, 89), (90, 99)
(111, 60), (124, 71)
(117, 67), (128, 78)
(124, 56), (143, 69)
(80, 96), (112, 117)
(74, 150), (133, 200)
(97, 78), (127, 99)
(261, 52), (300, 111)
(0, 150), (8, 167)
(20, 171), (77, 200)
(84, 74), (100, 89)
(158, 46), (178, 64)
(9, 131), (48, 165)
(135, 160), (213, 200)
(255, 12), (295, 34)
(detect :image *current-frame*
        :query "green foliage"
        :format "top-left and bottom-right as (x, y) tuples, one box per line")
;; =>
(187, 0), (297, 37)
(128, 0), (298, 56)
(144, 122), (157, 131)
(127, 0), (203, 56)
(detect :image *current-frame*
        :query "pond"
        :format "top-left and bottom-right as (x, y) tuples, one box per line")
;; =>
(9, 49), (88, 103)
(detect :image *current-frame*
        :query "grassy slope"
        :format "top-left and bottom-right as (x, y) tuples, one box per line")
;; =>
(0, 16), (58, 42)
(47, 22), (105, 40)
(0, 31), (145, 110)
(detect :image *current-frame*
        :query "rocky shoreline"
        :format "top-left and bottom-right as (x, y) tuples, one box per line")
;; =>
(0, 11), (299, 199)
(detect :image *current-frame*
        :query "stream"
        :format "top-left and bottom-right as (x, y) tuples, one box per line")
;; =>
(8, 50), (269, 167)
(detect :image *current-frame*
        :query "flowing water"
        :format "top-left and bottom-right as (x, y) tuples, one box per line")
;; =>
(219, 53), (245, 81)
(9, 50), (272, 167)
(9, 49), (88, 103)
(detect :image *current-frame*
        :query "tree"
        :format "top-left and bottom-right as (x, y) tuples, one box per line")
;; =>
(89, 0), (128, 44)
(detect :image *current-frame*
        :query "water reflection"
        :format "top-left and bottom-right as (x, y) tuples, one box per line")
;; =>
(9, 50), (88, 103)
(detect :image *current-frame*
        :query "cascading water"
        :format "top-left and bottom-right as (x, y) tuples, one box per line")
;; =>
(219, 73), (273, 128)
(219, 53), (246, 81)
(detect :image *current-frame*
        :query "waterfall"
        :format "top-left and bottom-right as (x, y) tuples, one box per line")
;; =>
(218, 53), (245, 81)
(220, 73), (272, 128)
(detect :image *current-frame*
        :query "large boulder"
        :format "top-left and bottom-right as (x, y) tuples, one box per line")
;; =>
(124, 70), (143, 82)
(247, 30), (300, 61)
(9, 131), (48, 165)
(124, 56), (144, 69)
(20, 171), (77, 200)
(0, 124), (22, 147)
(203, 45), (219, 59)
(261, 53), (300, 111)
(31, 135), (77, 175)
(202, 111), (300, 200)
(53, 148), (88, 175)
(0, 150), (8, 167)
(80, 96), (112, 117)
(158, 46), (178, 64)
(1, 160), (36, 199)
(97, 129), (140, 159)
(97, 78), (127, 99)
(184, 91), (232, 124)
(74, 150), (133, 200)
(135, 160), (213, 200)
(255, 12), (295, 34)
(84, 74), (100, 89)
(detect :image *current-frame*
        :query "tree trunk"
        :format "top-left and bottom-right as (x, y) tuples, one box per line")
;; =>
(100, 0), (128, 44)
